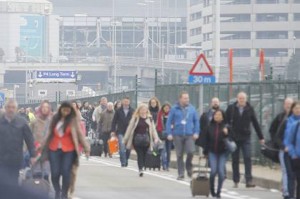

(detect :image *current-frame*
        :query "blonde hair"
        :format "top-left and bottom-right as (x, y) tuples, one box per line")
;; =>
(133, 103), (152, 119)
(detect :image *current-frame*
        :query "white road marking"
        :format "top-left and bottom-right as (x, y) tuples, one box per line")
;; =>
(85, 157), (264, 199)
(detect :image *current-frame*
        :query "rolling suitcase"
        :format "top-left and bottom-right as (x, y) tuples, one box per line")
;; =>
(190, 157), (210, 197)
(21, 164), (50, 199)
(90, 139), (103, 157)
(144, 150), (161, 171)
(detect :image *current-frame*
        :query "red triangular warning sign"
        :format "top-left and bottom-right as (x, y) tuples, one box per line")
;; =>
(189, 53), (214, 76)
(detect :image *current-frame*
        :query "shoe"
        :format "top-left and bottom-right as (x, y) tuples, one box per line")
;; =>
(246, 182), (256, 188)
(177, 176), (184, 181)
(139, 171), (144, 177)
(233, 183), (238, 188)
(187, 170), (192, 178)
(216, 193), (221, 198)
(210, 190), (216, 197)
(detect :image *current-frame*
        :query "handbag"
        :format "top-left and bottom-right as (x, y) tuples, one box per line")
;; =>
(261, 140), (280, 163)
(134, 133), (150, 147)
(224, 137), (237, 153)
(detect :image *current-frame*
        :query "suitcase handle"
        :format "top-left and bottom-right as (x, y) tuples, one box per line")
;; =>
(193, 156), (209, 174)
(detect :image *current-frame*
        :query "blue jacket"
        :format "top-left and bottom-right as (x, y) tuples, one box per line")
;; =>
(166, 103), (200, 136)
(285, 119), (300, 159)
(284, 115), (300, 149)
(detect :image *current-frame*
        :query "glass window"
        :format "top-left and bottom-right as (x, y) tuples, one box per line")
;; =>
(294, 13), (300, 21)
(203, 15), (213, 24)
(222, 0), (251, 4)
(203, 32), (213, 41)
(204, 0), (212, 7)
(190, 27), (202, 36)
(256, 13), (288, 22)
(221, 31), (251, 40)
(257, 49), (288, 57)
(190, 0), (203, 6)
(295, 0), (300, 3)
(256, 31), (288, 39)
(221, 14), (251, 22)
(234, 49), (251, 57)
(190, 11), (202, 21)
(295, 31), (300, 38)
(256, 0), (288, 4)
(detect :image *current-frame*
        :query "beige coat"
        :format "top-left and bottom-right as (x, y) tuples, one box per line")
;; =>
(30, 117), (51, 144)
(123, 117), (160, 151)
(43, 118), (90, 166)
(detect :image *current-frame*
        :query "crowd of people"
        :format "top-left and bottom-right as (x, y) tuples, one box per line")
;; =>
(0, 90), (300, 199)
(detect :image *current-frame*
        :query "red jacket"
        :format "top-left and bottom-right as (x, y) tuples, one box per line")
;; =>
(156, 110), (169, 133)
(49, 125), (75, 152)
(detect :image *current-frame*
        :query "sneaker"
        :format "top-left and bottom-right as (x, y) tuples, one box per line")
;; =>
(187, 171), (192, 178)
(233, 183), (239, 188)
(246, 182), (256, 188)
(177, 176), (184, 181)
(216, 194), (221, 198)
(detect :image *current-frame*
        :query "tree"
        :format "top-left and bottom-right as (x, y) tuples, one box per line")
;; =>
(287, 54), (300, 80)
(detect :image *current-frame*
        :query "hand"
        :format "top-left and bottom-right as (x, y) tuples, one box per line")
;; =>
(167, 135), (173, 141)
(30, 157), (36, 166)
(154, 139), (159, 144)
(284, 147), (289, 152)
(223, 128), (228, 135)
(192, 134), (199, 141)
(259, 139), (265, 145)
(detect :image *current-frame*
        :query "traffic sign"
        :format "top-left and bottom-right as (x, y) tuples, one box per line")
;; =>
(188, 75), (216, 84)
(189, 53), (214, 76)
(0, 92), (5, 108)
(36, 71), (77, 79)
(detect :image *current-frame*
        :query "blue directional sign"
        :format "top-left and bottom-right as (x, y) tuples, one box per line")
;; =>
(0, 92), (5, 108)
(188, 75), (216, 84)
(36, 71), (77, 79)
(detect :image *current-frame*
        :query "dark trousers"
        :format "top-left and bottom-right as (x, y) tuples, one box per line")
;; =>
(49, 149), (76, 197)
(0, 165), (19, 187)
(285, 152), (295, 198)
(232, 139), (252, 184)
(292, 158), (300, 199)
(101, 133), (110, 156)
(135, 146), (148, 171)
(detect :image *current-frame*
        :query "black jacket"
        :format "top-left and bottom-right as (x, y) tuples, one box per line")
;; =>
(0, 116), (36, 167)
(226, 102), (264, 141)
(196, 109), (214, 147)
(203, 121), (228, 155)
(269, 112), (287, 149)
(111, 106), (135, 135)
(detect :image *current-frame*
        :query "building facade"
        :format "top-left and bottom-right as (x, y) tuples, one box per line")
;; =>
(187, 0), (300, 82)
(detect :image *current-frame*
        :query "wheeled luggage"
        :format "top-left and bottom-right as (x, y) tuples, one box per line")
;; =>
(144, 150), (161, 171)
(190, 157), (210, 197)
(90, 139), (103, 156)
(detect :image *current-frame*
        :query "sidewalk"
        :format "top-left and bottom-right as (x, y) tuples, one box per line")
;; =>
(130, 151), (282, 190)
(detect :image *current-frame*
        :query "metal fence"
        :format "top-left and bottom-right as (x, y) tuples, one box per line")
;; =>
(19, 90), (137, 110)
(155, 81), (300, 166)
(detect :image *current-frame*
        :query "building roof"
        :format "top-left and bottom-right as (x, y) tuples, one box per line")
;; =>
(0, 0), (51, 3)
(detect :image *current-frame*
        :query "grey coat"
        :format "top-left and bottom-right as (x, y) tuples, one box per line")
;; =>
(123, 116), (160, 151)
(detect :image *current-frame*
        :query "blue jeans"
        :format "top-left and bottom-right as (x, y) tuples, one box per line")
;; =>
(209, 152), (228, 195)
(232, 139), (252, 184)
(49, 149), (76, 197)
(161, 140), (172, 169)
(279, 150), (289, 197)
(118, 134), (131, 166)
(284, 152), (295, 198)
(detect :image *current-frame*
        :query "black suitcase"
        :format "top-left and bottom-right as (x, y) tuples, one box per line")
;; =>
(144, 151), (161, 171)
(90, 139), (103, 157)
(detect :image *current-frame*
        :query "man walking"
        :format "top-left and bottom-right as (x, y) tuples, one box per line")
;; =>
(0, 100), (36, 188)
(93, 97), (108, 125)
(226, 92), (265, 188)
(111, 97), (134, 167)
(166, 91), (200, 180)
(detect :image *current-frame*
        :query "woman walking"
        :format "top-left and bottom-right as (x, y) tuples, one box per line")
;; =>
(203, 109), (229, 198)
(123, 104), (160, 177)
(156, 103), (172, 171)
(43, 101), (90, 199)
(284, 101), (300, 199)
(30, 100), (52, 181)
(148, 97), (161, 124)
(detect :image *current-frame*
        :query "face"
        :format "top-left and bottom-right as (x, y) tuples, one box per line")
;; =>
(284, 99), (293, 113)
(163, 105), (170, 113)
(107, 104), (114, 111)
(211, 98), (220, 109)
(61, 106), (71, 118)
(237, 93), (247, 107)
(41, 103), (50, 116)
(84, 102), (89, 108)
(77, 102), (82, 109)
(150, 99), (157, 108)
(20, 107), (25, 113)
(122, 99), (130, 107)
(117, 102), (122, 109)
(5, 103), (17, 119)
(101, 98), (108, 106)
(72, 102), (77, 110)
(214, 111), (223, 123)
(179, 94), (189, 106)
(293, 104), (300, 116)
(139, 106), (148, 118)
